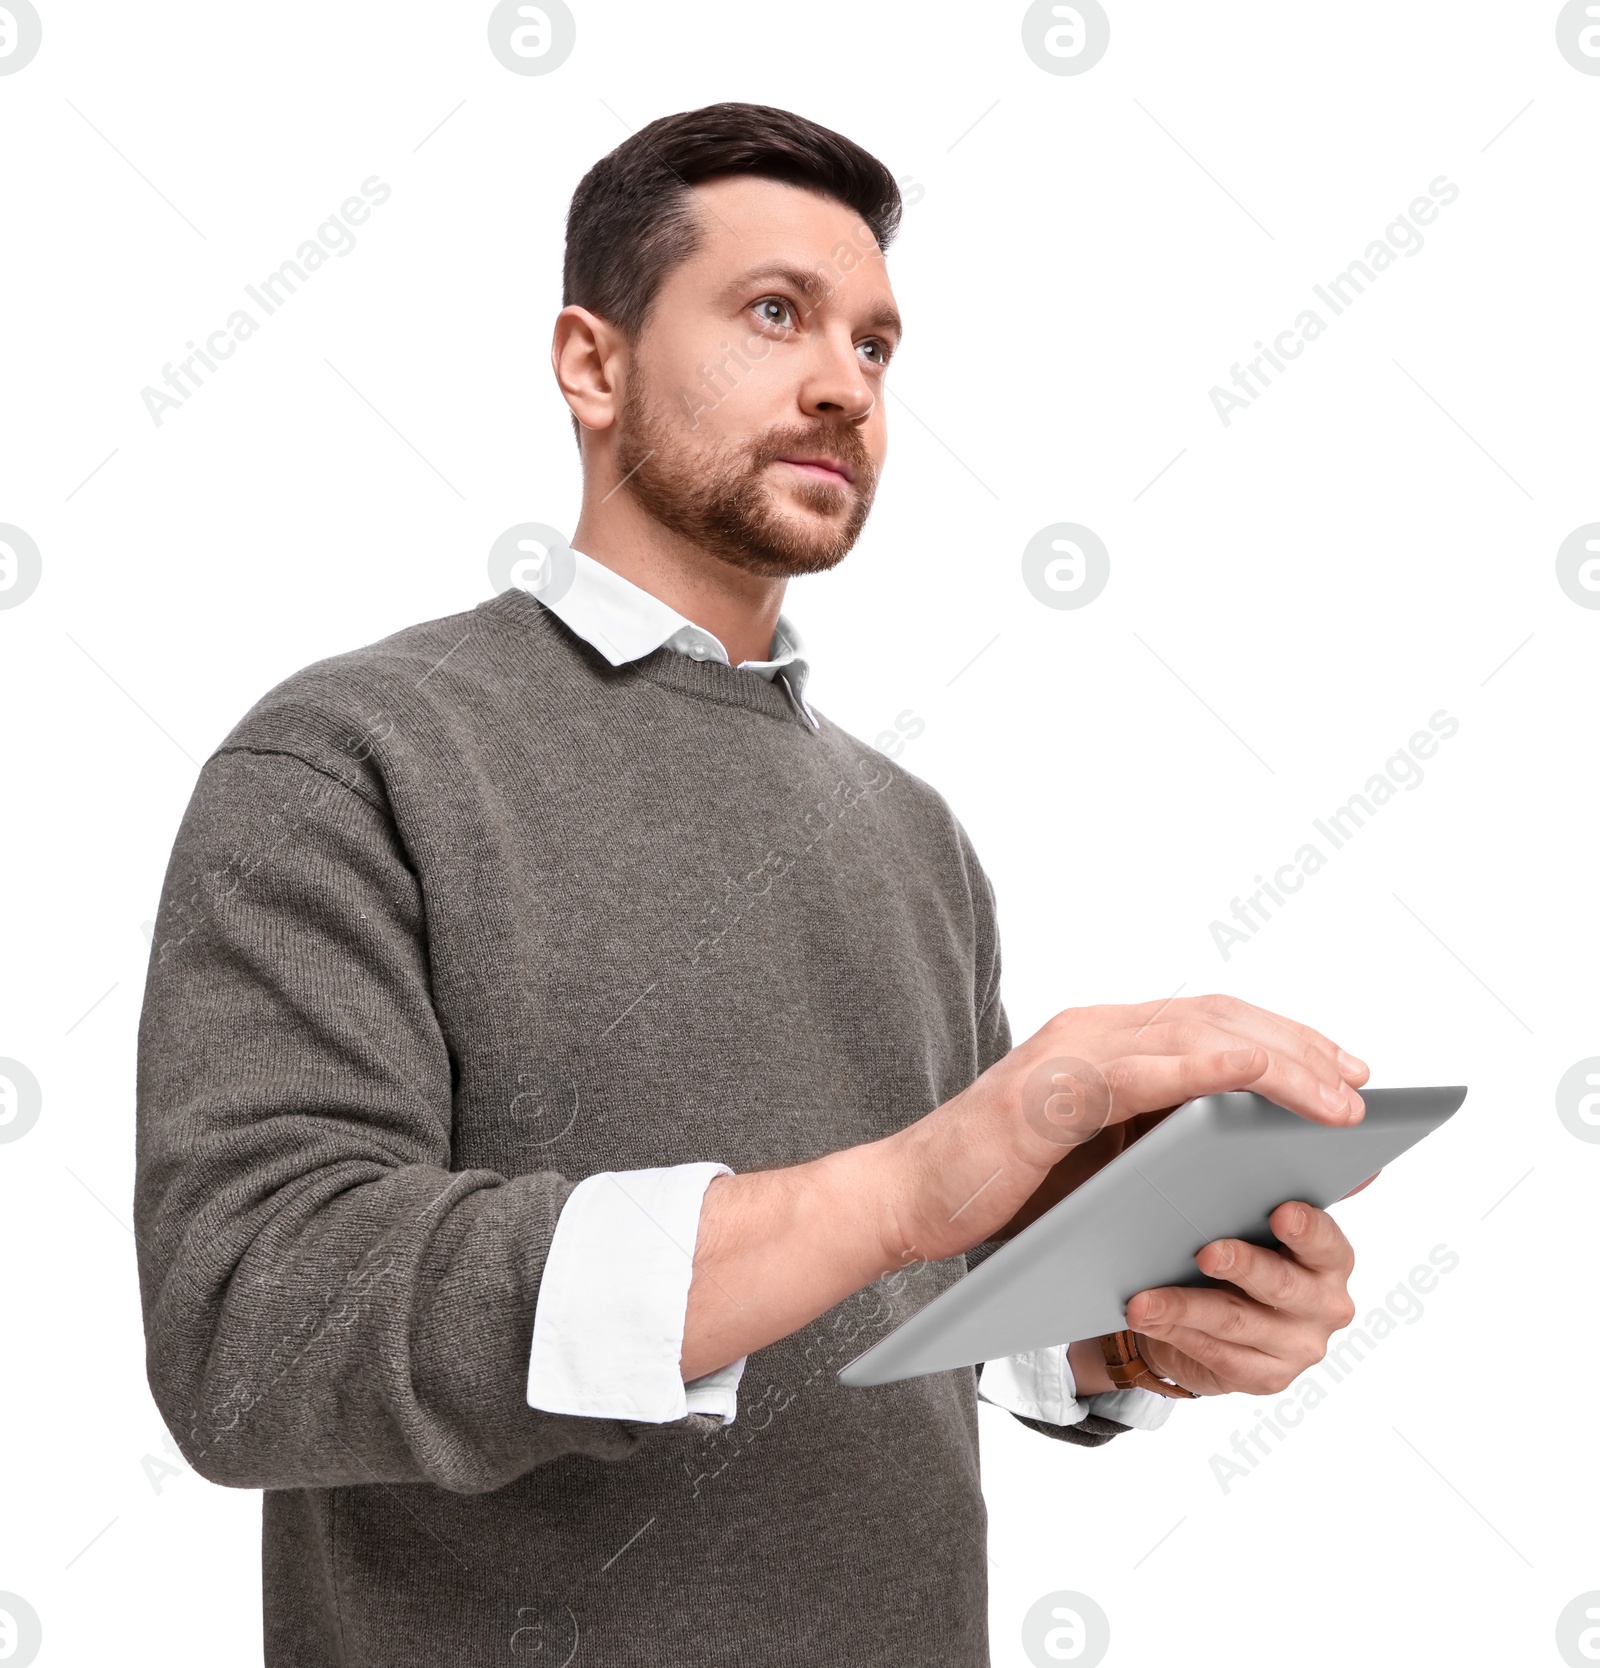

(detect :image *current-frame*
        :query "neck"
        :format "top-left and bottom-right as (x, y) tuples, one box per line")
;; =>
(571, 479), (788, 669)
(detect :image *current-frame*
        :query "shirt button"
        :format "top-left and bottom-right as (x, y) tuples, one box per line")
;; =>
(690, 641), (709, 659)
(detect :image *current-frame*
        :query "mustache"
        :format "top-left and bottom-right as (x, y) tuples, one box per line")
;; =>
(753, 427), (874, 483)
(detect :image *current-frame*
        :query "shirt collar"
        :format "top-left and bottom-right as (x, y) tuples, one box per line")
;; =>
(534, 543), (817, 728)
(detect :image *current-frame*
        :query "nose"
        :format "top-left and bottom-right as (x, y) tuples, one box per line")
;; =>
(798, 326), (876, 424)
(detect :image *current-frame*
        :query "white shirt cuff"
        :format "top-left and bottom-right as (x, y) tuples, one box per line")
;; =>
(977, 1346), (1175, 1432)
(527, 1162), (747, 1424)
(1082, 1387), (1176, 1431)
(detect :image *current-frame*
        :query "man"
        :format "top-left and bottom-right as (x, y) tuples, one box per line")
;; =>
(135, 102), (1367, 1666)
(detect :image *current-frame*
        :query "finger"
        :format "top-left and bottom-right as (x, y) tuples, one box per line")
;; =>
(1337, 1171), (1381, 1201)
(1125, 996), (1344, 1083)
(1132, 1016), (1362, 1125)
(1126, 993), (1368, 1098)
(1187, 998), (1366, 1112)
(1191, 993), (1369, 1090)
(1094, 1046), (1275, 1125)
(1100, 1044), (1357, 1130)
(1126, 1282), (1299, 1354)
(1135, 1322), (1302, 1397)
(1339, 1054), (1371, 1089)
(1192, 1236), (1326, 1315)
(1134, 1335), (1226, 1397)
(1109, 991), (1369, 1086)
(1266, 1200), (1356, 1279)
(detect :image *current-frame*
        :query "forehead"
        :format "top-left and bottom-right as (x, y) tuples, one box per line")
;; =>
(663, 174), (898, 319)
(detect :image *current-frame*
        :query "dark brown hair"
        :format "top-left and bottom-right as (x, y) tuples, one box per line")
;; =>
(561, 102), (903, 443)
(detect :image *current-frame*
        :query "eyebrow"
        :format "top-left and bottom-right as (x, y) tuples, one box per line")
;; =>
(723, 261), (904, 344)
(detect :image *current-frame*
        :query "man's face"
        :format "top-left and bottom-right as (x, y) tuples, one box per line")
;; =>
(611, 174), (900, 578)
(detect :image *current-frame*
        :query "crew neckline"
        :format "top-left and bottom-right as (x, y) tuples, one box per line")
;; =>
(481, 586), (819, 733)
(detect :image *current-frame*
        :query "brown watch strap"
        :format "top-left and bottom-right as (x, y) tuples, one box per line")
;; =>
(1099, 1330), (1198, 1399)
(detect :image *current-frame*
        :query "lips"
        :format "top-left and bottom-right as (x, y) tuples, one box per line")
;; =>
(776, 455), (855, 486)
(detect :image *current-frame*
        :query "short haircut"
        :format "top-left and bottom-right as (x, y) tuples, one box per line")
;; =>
(561, 101), (902, 444)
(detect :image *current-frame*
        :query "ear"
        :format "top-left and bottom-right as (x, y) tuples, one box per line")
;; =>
(551, 305), (626, 434)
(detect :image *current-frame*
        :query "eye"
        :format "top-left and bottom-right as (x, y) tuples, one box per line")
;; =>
(752, 296), (798, 330)
(858, 338), (893, 368)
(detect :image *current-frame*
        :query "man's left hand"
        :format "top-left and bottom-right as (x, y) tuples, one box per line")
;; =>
(1123, 1196), (1362, 1397)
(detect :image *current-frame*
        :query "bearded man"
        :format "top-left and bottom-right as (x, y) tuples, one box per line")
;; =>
(135, 101), (1367, 1667)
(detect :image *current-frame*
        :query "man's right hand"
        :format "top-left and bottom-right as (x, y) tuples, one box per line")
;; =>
(682, 993), (1368, 1383)
(878, 993), (1370, 1267)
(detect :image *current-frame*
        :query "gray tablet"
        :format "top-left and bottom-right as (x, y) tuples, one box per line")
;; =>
(837, 1085), (1466, 1388)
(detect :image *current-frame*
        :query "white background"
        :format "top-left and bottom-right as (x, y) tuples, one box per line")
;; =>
(2, 3), (1596, 1664)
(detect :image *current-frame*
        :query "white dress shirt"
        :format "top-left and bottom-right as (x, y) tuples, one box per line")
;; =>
(521, 543), (1172, 1436)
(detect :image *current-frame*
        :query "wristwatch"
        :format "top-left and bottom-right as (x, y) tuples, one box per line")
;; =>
(1098, 1330), (1198, 1399)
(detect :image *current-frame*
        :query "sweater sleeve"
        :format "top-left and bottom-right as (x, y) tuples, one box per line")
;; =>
(134, 745), (720, 1497)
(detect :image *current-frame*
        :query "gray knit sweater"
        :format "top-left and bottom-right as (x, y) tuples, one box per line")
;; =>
(134, 587), (1125, 1667)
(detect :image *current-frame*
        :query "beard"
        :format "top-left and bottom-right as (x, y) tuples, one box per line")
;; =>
(611, 373), (878, 579)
